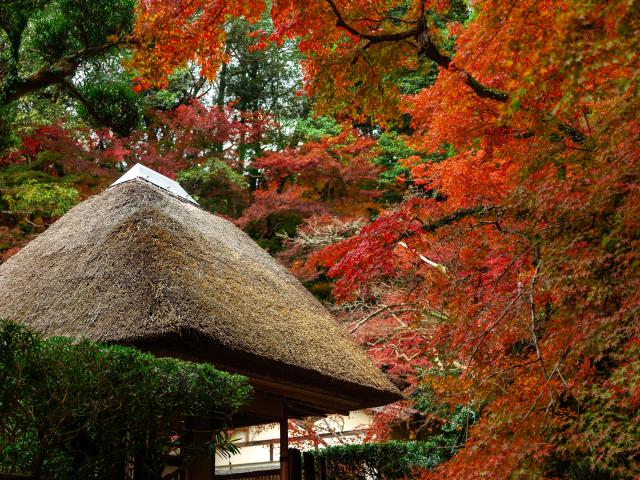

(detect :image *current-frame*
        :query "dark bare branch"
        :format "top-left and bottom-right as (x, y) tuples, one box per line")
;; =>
(59, 79), (109, 128)
(324, 0), (419, 43)
(421, 206), (502, 234)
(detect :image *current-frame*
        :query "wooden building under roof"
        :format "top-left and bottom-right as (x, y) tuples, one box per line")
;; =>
(0, 164), (401, 479)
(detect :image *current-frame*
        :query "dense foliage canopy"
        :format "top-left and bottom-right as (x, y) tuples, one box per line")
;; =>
(1, 0), (639, 477)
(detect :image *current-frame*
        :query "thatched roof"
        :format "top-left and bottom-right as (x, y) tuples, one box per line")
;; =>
(0, 171), (400, 414)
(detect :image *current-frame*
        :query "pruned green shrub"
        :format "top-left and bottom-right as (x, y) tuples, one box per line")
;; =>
(309, 407), (477, 479)
(0, 320), (252, 479)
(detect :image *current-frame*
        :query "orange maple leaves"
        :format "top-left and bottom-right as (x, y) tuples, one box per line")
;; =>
(126, 0), (640, 476)
(131, 0), (265, 87)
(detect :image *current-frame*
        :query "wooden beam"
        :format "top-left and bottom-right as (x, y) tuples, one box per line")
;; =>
(319, 457), (328, 480)
(243, 392), (290, 418)
(243, 390), (350, 422)
(249, 378), (360, 412)
(132, 335), (402, 422)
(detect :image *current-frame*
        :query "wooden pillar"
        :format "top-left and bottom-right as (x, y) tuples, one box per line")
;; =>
(303, 451), (315, 480)
(318, 457), (327, 480)
(289, 448), (302, 480)
(187, 418), (214, 480)
(188, 456), (213, 480)
(280, 403), (289, 480)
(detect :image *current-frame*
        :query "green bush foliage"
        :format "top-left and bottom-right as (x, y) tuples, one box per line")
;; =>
(177, 160), (250, 217)
(311, 441), (446, 479)
(3, 179), (79, 219)
(310, 407), (477, 479)
(0, 320), (252, 479)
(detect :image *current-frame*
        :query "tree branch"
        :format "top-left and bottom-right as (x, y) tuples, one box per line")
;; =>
(398, 240), (447, 274)
(324, 1), (588, 143)
(528, 259), (548, 379)
(416, 35), (586, 142)
(59, 79), (107, 127)
(418, 205), (502, 236)
(324, 1), (509, 102)
(348, 303), (414, 334)
(324, 0), (419, 43)
(0, 42), (119, 105)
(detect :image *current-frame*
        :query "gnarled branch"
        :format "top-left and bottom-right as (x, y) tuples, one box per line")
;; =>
(325, 1), (587, 143)
(325, 0), (419, 43)
(0, 42), (120, 105)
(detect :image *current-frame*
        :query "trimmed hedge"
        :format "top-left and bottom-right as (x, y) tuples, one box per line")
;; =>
(309, 407), (477, 479)
(310, 440), (450, 479)
(0, 320), (252, 479)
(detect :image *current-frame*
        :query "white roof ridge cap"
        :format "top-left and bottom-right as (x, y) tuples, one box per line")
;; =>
(110, 163), (198, 205)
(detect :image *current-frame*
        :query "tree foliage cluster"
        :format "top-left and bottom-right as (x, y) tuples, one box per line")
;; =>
(0, 320), (251, 479)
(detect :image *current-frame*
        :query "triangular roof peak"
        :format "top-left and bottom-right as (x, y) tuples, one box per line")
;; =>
(111, 163), (198, 205)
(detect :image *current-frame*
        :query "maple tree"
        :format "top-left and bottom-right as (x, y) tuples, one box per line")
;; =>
(230, 0), (637, 476)
(3, 98), (267, 192)
(1, 0), (639, 477)
(239, 130), (382, 220)
(303, 2), (638, 478)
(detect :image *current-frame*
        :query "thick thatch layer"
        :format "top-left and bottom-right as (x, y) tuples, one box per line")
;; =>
(0, 179), (400, 410)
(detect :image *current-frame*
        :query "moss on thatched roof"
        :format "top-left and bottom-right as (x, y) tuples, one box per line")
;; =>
(0, 178), (400, 410)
